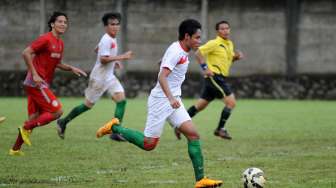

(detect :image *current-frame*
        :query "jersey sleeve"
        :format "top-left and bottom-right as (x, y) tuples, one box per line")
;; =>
(198, 40), (217, 56)
(161, 49), (180, 71)
(30, 35), (48, 53)
(98, 38), (111, 57)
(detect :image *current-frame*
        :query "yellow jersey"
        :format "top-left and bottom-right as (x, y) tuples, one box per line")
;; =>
(198, 36), (235, 76)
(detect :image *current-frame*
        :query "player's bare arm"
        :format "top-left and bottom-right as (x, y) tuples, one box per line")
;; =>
(158, 67), (180, 109)
(56, 63), (87, 77)
(22, 46), (44, 86)
(195, 49), (214, 77)
(100, 50), (133, 64)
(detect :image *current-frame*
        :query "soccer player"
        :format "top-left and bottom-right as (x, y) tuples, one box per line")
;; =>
(9, 12), (87, 156)
(96, 19), (223, 188)
(56, 12), (132, 141)
(176, 20), (244, 140)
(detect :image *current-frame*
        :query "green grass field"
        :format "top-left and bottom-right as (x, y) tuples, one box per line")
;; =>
(0, 98), (335, 188)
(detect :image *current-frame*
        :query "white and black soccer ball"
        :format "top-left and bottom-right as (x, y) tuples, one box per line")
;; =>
(242, 167), (266, 188)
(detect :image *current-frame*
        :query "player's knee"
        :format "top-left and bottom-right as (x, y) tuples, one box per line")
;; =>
(226, 98), (236, 109)
(185, 132), (200, 140)
(228, 101), (236, 109)
(54, 109), (63, 119)
(196, 104), (206, 111)
(84, 99), (95, 108)
(144, 137), (159, 151)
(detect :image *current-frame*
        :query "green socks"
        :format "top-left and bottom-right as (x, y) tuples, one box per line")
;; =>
(115, 100), (126, 122)
(112, 125), (145, 149)
(188, 140), (204, 181)
(60, 103), (91, 126)
(112, 125), (204, 181)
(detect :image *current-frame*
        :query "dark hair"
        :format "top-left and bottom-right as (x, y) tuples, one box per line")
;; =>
(215, 20), (230, 30)
(102, 12), (121, 26)
(178, 19), (201, 40)
(48, 11), (68, 31)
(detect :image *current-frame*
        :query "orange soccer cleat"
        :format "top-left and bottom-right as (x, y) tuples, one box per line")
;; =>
(96, 118), (120, 138)
(195, 177), (223, 188)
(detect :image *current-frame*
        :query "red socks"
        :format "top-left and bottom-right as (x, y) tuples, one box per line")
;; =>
(24, 112), (56, 130)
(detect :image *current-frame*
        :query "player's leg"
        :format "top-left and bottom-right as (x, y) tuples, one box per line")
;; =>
(20, 87), (63, 145)
(168, 102), (204, 182)
(56, 98), (93, 139)
(97, 95), (168, 151)
(58, 99), (93, 128)
(23, 87), (63, 130)
(188, 98), (210, 117)
(57, 79), (106, 139)
(169, 99), (222, 186)
(96, 118), (160, 151)
(10, 104), (39, 156)
(187, 78), (215, 118)
(176, 120), (223, 187)
(213, 75), (236, 140)
(109, 78), (127, 141)
(111, 92), (126, 121)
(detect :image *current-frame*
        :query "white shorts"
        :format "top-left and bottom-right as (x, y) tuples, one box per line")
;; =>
(144, 95), (191, 138)
(85, 78), (124, 103)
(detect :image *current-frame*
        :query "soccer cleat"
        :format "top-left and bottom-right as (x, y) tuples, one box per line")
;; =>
(0, 116), (5, 124)
(174, 128), (182, 140)
(214, 128), (232, 140)
(110, 133), (126, 142)
(56, 119), (66, 139)
(9, 149), (25, 156)
(19, 127), (32, 146)
(96, 118), (120, 138)
(195, 177), (223, 188)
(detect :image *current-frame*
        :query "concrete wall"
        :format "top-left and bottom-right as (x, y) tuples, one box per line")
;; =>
(207, 0), (287, 75)
(0, 0), (335, 75)
(298, 0), (336, 74)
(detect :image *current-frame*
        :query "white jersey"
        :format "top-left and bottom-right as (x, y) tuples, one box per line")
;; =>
(89, 33), (118, 82)
(150, 41), (190, 97)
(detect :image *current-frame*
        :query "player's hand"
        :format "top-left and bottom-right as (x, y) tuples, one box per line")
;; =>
(71, 67), (87, 77)
(203, 68), (214, 77)
(114, 61), (123, 69)
(122, 51), (133, 60)
(169, 97), (180, 109)
(32, 74), (44, 87)
(234, 50), (244, 60)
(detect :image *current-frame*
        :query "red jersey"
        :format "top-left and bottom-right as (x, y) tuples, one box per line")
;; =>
(24, 32), (64, 88)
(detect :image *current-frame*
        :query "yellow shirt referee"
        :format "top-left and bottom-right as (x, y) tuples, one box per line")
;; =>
(198, 36), (235, 76)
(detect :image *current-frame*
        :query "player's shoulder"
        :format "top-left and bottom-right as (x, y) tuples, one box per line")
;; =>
(162, 42), (186, 61)
(201, 39), (217, 47)
(36, 32), (52, 41)
(100, 33), (115, 43)
(168, 41), (187, 54)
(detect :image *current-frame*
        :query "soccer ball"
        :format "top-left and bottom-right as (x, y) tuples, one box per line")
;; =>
(242, 167), (266, 188)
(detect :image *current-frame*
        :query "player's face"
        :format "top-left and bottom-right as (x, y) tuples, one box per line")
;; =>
(217, 23), (230, 39)
(106, 19), (120, 37)
(187, 29), (202, 50)
(52, 16), (68, 35)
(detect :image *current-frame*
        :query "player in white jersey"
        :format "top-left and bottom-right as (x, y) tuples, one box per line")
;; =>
(57, 12), (132, 140)
(96, 19), (223, 188)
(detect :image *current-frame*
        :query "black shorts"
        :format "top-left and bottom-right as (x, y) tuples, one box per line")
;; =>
(200, 74), (233, 102)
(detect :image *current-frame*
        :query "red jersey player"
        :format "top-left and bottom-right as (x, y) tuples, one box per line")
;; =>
(9, 12), (87, 156)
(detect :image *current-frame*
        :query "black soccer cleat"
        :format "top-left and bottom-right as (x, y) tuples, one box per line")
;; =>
(110, 133), (127, 142)
(56, 119), (66, 139)
(214, 128), (232, 140)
